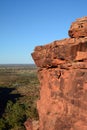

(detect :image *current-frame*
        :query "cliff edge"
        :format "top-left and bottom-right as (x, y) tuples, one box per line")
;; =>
(25, 16), (87, 130)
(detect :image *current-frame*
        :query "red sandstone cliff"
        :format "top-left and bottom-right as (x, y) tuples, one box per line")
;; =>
(25, 17), (87, 130)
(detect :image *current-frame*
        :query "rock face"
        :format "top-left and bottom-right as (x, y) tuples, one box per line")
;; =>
(31, 17), (87, 130)
(68, 16), (87, 38)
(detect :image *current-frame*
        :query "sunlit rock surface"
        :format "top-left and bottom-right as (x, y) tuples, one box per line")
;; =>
(68, 16), (87, 38)
(30, 17), (87, 130)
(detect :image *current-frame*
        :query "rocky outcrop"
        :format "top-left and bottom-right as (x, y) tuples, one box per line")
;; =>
(32, 38), (87, 68)
(68, 16), (87, 38)
(30, 17), (87, 130)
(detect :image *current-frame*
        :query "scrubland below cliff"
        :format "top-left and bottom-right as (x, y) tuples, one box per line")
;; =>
(0, 64), (39, 130)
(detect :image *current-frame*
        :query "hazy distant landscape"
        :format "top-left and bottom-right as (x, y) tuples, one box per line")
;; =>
(0, 64), (39, 130)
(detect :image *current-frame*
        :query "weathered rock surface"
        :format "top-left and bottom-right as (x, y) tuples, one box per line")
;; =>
(32, 38), (87, 68)
(30, 17), (87, 130)
(24, 119), (39, 130)
(68, 16), (87, 38)
(37, 65), (87, 130)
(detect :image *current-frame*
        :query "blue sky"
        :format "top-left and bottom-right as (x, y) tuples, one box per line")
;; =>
(0, 0), (87, 64)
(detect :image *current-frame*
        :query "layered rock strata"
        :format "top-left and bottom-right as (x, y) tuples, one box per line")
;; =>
(31, 17), (87, 130)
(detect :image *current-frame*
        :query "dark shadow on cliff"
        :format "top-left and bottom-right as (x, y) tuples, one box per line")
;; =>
(0, 86), (22, 117)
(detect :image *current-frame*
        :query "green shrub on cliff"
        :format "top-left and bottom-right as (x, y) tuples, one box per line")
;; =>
(1, 100), (26, 130)
(0, 118), (6, 130)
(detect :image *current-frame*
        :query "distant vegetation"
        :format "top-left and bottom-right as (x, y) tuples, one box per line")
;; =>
(0, 64), (39, 130)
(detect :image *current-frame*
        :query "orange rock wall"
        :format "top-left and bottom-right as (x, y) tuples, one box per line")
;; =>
(31, 17), (87, 130)
(37, 62), (87, 130)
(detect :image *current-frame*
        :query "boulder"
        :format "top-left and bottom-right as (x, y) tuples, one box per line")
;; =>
(68, 16), (87, 38)
(24, 119), (39, 130)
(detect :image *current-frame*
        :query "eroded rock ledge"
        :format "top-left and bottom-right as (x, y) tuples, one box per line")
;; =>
(25, 17), (87, 130)
(32, 37), (87, 68)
